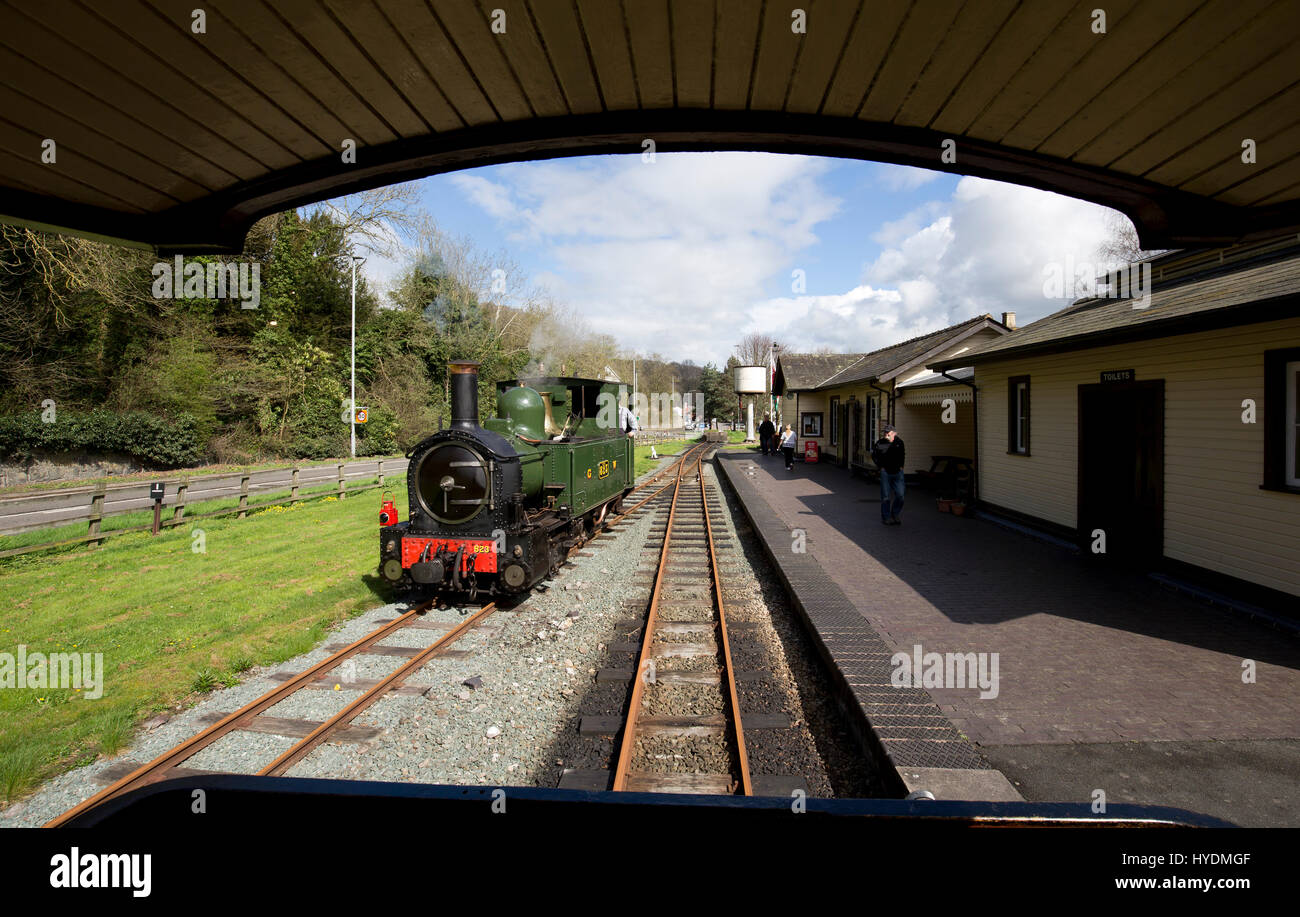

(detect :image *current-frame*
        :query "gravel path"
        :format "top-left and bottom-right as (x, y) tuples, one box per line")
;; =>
(0, 448), (881, 826)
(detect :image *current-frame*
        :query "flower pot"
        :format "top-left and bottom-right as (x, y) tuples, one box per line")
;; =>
(937, 498), (954, 513)
(951, 502), (968, 516)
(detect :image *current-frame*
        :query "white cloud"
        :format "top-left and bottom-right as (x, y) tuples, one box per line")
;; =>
(452, 152), (842, 363)
(875, 163), (942, 191)
(448, 154), (1119, 365)
(747, 177), (1117, 354)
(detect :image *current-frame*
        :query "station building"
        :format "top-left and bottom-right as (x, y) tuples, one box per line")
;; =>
(773, 315), (1011, 477)
(929, 236), (1300, 604)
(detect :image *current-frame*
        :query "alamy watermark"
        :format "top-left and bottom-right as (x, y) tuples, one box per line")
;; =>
(152, 255), (260, 309)
(891, 644), (999, 699)
(0, 645), (104, 698)
(1042, 255), (1151, 310)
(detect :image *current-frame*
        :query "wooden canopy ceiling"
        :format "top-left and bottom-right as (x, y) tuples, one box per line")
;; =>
(1, 0), (1297, 253)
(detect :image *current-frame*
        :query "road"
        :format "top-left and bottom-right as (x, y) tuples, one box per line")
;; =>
(0, 459), (408, 536)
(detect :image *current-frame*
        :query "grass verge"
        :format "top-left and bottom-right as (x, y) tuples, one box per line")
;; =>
(0, 478), (404, 805)
(633, 436), (700, 477)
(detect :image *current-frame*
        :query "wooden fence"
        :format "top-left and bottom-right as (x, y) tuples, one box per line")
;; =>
(0, 460), (401, 559)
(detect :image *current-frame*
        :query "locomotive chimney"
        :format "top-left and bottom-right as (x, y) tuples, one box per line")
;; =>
(448, 360), (480, 430)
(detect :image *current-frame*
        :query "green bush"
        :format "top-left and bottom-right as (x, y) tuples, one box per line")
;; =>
(0, 410), (204, 467)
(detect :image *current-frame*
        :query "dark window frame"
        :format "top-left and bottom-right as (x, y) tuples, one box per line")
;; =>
(1008, 375), (1031, 455)
(1263, 347), (1300, 494)
(829, 396), (840, 446)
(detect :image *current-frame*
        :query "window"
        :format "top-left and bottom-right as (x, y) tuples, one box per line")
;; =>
(800, 412), (823, 437)
(1008, 376), (1030, 455)
(829, 397), (839, 446)
(1264, 348), (1300, 491)
(867, 397), (879, 444)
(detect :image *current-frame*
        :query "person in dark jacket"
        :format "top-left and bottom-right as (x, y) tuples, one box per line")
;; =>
(871, 424), (906, 525)
(758, 415), (776, 456)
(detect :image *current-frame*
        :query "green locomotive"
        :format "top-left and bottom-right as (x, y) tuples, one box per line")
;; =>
(379, 361), (635, 600)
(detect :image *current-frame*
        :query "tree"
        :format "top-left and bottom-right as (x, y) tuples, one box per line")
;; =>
(1096, 211), (1164, 267)
(305, 183), (421, 260)
(699, 362), (736, 424)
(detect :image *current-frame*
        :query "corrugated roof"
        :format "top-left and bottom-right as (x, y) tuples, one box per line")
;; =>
(932, 254), (1300, 367)
(897, 366), (974, 389)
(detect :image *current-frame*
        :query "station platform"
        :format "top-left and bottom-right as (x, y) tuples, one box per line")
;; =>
(715, 451), (1300, 826)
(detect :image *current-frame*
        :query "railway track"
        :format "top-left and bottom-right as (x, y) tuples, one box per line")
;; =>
(44, 601), (498, 827)
(46, 438), (747, 824)
(562, 445), (804, 795)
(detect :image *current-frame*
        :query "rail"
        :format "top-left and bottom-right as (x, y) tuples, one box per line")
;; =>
(44, 600), (496, 827)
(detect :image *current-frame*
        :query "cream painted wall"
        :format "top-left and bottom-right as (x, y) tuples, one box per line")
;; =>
(975, 316), (1300, 597)
(897, 389), (975, 471)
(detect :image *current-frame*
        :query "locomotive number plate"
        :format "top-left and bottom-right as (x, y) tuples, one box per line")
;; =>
(401, 538), (498, 573)
(598, 460), (610, 479)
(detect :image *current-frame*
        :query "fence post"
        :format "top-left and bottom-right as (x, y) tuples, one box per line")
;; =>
(337, 463), (346, 499)
(238, 472), (249, 518)
(377, 459), (384, 487)
(291, 467), (300, 503)
(173, 479), (188, 525)
(87, 482), (106, 547)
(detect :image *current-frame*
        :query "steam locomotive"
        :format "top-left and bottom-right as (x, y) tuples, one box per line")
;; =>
(379, 361), (634, 600)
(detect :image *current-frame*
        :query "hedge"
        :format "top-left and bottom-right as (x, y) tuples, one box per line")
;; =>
(0, 410), (204, 467)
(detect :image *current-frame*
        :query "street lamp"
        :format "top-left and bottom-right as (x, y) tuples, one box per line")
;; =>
(348, 255), (366, 458)
(770, 342), (781, 426)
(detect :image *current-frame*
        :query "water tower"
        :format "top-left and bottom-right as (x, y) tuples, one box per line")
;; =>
(733, 365), (767, 442)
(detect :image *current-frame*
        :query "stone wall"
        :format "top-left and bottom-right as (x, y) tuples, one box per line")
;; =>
(0, 451), (145, 487)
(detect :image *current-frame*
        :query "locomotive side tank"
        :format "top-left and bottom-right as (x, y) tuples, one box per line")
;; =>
(379, 360), (635, 600)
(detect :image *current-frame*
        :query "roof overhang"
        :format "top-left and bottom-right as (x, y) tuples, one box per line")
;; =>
(2, 1), (1297, 254)
(930, 295), (1300, 369)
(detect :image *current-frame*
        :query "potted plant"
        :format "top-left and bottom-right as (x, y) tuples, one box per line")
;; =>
(936, 494), (956, 513)
(951, 500), (969, 517)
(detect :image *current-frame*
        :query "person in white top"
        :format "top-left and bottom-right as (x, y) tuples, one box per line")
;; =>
(618, 404), (639, 436)
(780, 425), (797, 470)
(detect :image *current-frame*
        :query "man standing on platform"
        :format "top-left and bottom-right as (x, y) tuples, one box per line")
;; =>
(871, 424), (906, 525)
(758, 414), (776, 456)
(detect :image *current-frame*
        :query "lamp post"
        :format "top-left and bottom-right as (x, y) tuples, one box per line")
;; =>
(348, 255), (366, 458)
(771, 342), (781, 426)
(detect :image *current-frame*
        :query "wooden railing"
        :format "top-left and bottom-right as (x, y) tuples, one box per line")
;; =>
(0, 459), (405, 559)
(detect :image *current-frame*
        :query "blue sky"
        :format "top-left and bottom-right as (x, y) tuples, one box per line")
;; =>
(362, 152), (1120, 366)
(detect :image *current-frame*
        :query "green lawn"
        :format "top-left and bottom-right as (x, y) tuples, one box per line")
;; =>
(0, 478), (405, 805)
(633, 435), (700, 477)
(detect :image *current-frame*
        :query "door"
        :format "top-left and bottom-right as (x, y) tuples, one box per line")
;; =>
(849, 401), (861, 466)
(1077, 380), (1164, 566)
(839, 403), (850, 467)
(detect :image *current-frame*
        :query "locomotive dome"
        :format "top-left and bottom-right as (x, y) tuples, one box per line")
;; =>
(498, 385), (546, 441)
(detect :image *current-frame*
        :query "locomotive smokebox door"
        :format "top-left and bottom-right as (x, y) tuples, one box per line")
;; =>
(150, 483), (164, 502)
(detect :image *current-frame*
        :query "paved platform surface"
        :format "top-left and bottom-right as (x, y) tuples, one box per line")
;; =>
(716, 451), (1300, 826)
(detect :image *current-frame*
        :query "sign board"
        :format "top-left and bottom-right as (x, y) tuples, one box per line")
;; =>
(149, 482), (164, 502)
(354, 407), (368, 424)
(1100, 369), (1135, 383)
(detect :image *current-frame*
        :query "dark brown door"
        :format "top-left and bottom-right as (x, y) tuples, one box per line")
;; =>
(839, 403), (850, 467)
(1077, 380), (1164, 566)
(849, 401), (862, 466)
